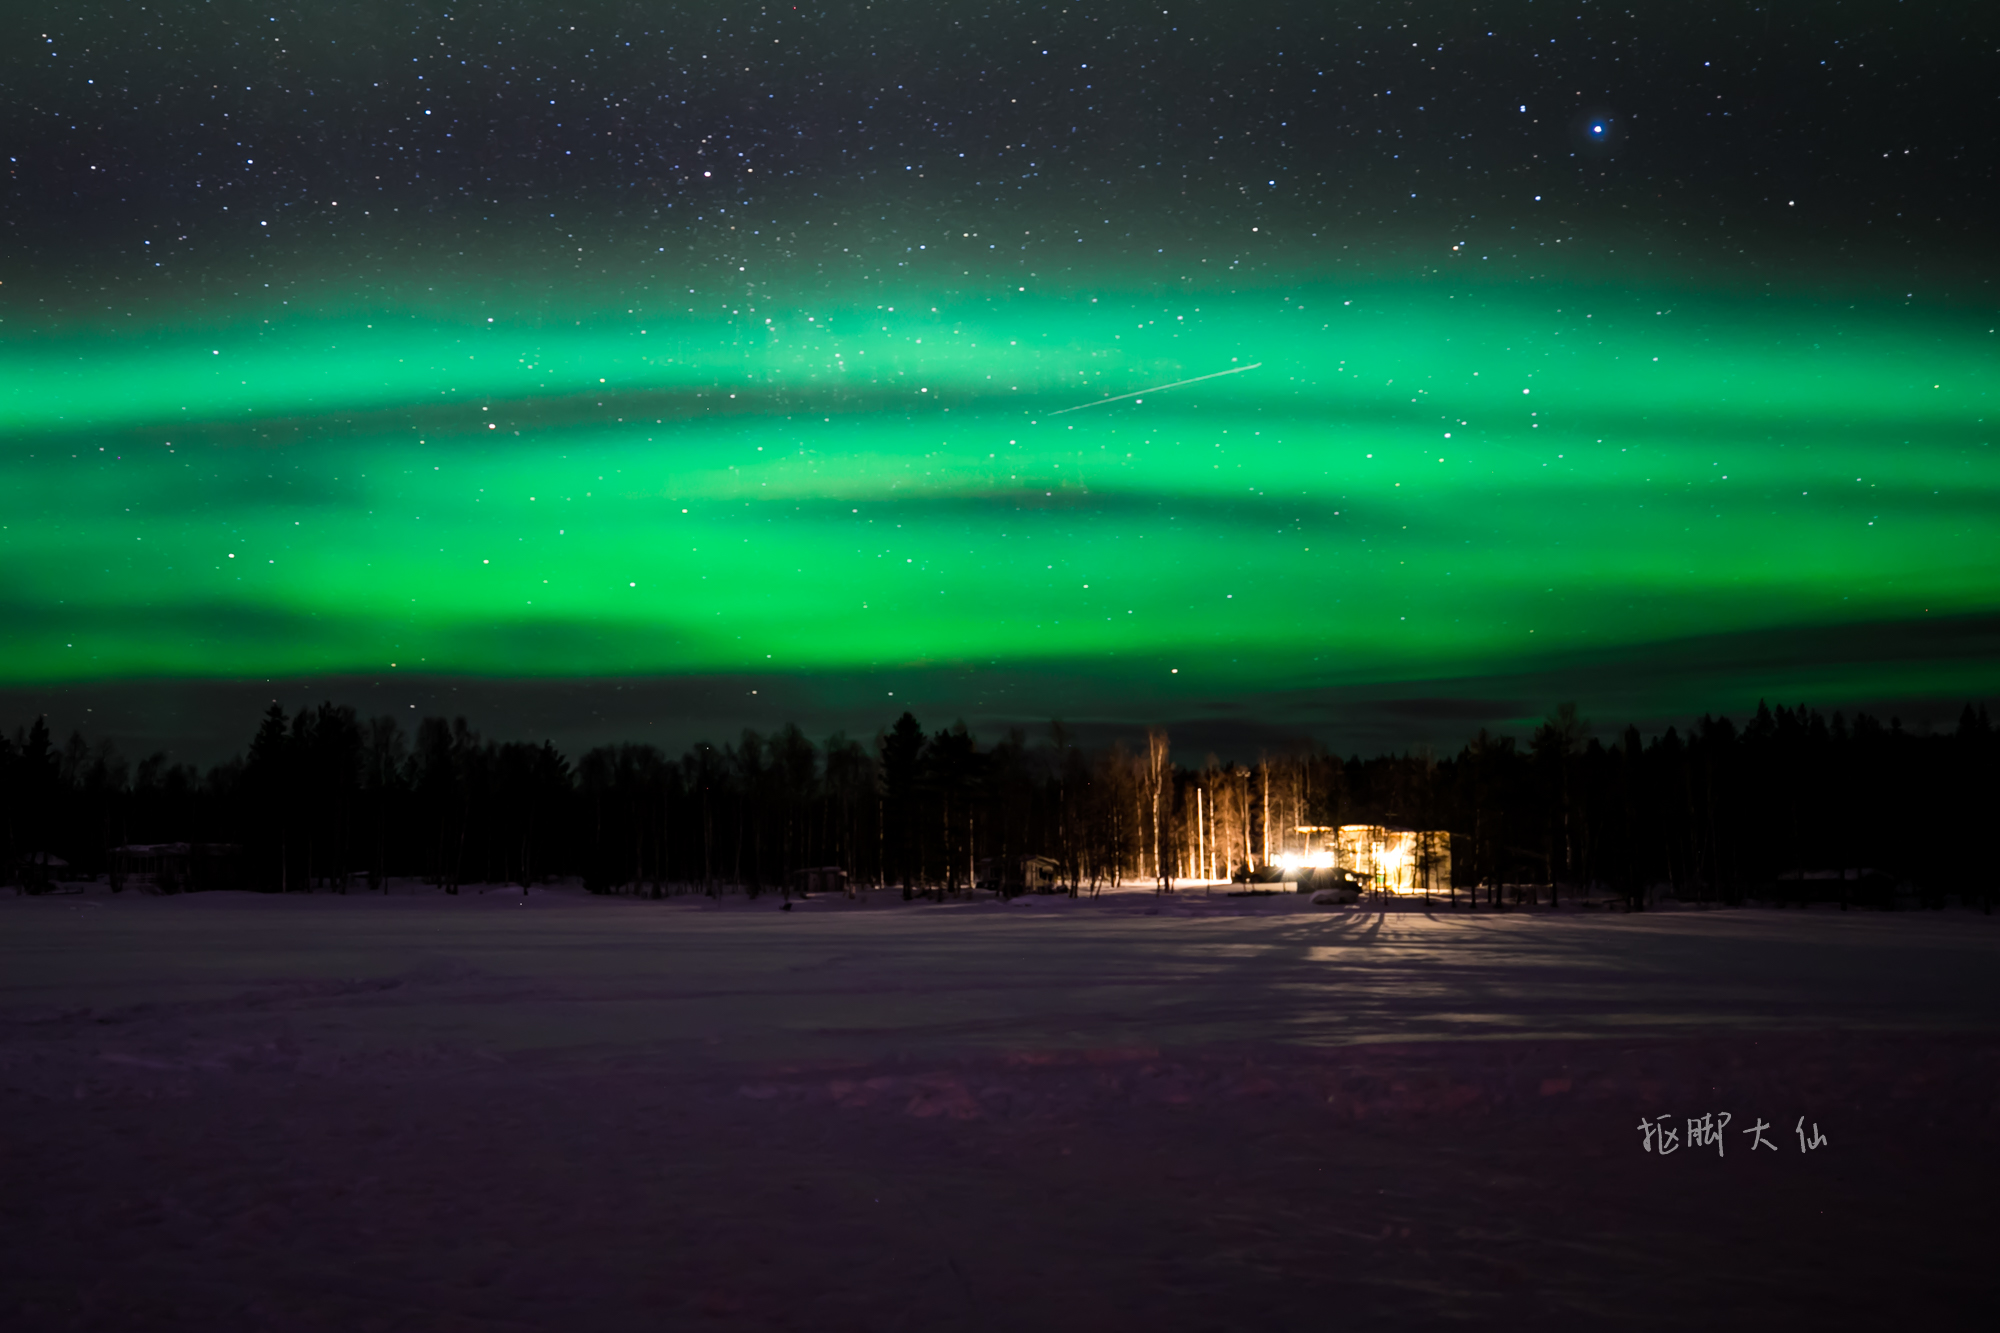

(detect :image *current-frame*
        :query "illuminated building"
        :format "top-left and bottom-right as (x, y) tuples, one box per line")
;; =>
(1278, 825), (1453, 895)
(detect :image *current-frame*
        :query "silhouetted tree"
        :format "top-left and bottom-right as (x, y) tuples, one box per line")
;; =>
(8, 694), (1997, 913)
(880, 712), (925, 898)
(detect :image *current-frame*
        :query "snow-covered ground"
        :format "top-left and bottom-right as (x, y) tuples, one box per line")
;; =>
(3, 888), (1993, 1329)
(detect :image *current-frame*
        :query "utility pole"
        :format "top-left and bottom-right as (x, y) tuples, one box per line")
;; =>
(1197, 786), (1207, 887)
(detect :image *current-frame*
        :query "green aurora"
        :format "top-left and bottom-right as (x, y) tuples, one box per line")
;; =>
(3, 260), (1996, 733)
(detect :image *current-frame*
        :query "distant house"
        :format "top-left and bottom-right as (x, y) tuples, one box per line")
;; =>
(17, 851), (70, 891)
(788, 866), (849, 897)
(977, 855), (1062, 895)
(108, 843), (243, 894)
(1773, 867), (1901, 907)
(1295, 825), (1452, 895)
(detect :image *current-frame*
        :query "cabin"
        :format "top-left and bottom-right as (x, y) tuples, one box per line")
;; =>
(788, 866), (850, 897)
(1342, 825), (1452, 895)
(1772, 867), (1901, 908)
(1287, 825), (1453, 895)
(108, 843), (243, 894)
(977, 855), (1063, 895)
(16, 851), (70, 891)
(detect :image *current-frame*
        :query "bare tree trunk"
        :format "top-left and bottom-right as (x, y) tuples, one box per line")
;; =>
(1197, 786), (1208, 892)
(1147, 729), (1171, 893)
(1260, 760), (1270, 870)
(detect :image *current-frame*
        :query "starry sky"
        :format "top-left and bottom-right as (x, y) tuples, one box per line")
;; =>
(3, 1), (1995, 760)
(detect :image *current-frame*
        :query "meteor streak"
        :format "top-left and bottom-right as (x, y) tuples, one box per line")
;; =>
(1044, 362), (1263, 416)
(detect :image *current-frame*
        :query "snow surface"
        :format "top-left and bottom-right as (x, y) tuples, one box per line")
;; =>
(3, 888), (1994, 1328)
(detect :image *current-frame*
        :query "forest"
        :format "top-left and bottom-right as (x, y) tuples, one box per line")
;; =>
(2, 699), (1994, 908)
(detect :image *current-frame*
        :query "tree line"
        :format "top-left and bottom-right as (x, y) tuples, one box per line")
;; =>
(2, 699), (1994, 907)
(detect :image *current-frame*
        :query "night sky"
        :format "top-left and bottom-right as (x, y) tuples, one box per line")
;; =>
(3, 1), (1995, 761)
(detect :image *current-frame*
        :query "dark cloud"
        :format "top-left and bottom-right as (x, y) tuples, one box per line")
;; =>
(5, 612), (1991, 767)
